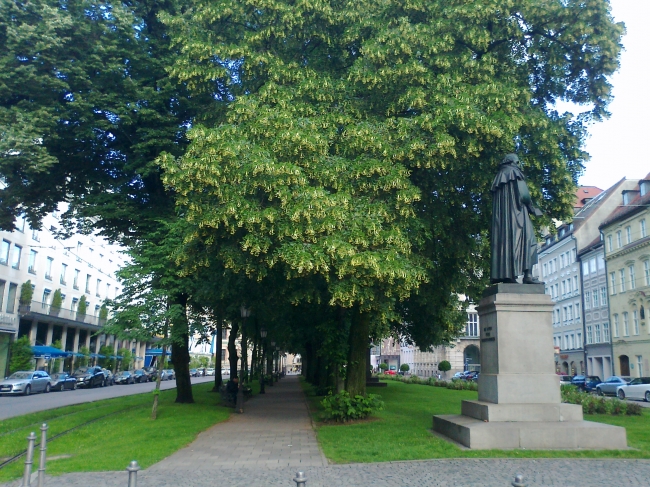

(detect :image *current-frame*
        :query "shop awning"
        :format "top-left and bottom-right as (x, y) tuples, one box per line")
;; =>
(145, 348), (169, 356)
(90, 353), (106, 359)
(31, 346), (70, 359)
(109, 355), (124, 360)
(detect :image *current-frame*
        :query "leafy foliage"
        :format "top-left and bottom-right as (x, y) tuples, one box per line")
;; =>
(437, 361), (451, 373)
(561, 385), (641, 416)
(321, 391), (385, 423)
(400, 363), (410, 372)
(9, 336), (34, 373)
(51, 289), (63, 310)
(19, 281), (33, 306)
(77, 295), (87, 316)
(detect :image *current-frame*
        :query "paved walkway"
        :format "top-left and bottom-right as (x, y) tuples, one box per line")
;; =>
(149, 375), (327, 470)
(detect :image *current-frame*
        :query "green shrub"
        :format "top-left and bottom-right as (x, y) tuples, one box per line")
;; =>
(625, 401), (643, 416)
(438, 360), (451, 373)
(20, 281), (33, 305)
(9, 336), (34, 373)
(51, 289), (63, 310)
(426, 377), (437, 386)
(561, 384), (642, 416)
(400, 363), (410, 373)
(446, 380), (477, 391)
(408, 375), (421, 384)
(321, 391), (385, 422)
(379, 363), (388, 372)
(77, 295), (88, 315)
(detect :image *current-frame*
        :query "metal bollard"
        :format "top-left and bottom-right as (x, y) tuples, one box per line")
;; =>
(22, 432), (37, 487)
(127, 460), (140, 487)
(37, 423), (48, 487)
(293, 471), (307, 487)
(512, 474), (527, 487)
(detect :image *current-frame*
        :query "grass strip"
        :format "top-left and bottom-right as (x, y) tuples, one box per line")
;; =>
(303, 379), (650, 463)
(0, 382), (231, 482)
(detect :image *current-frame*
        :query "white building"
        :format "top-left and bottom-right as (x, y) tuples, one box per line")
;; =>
(0, 205), (140, 374)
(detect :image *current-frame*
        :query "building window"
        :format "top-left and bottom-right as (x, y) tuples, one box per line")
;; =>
(592, 290), (599, 308)
(573, 276), (578, 292)
(597, 255), (605, 271)
(601, 287), (607, 306)
(73, 269), (80, 290)
(0, 280), (4, 310)
(31, 228), (40, 241)
(71, 298), (78, 313)
(585, 291), (591, 310)
(633, 310), (640, 335)
(28, 250), (37, 274)
(60, 263), (67, 285)
(576, 331), (582, 347)
(561, 254), (566, 268)
(607, 235), (613, 252)
(645, 261), (650, 286)
(575, 302), (580, 321)
(586, 326), (593, 344)
(629, 265), (636, 290)
(45, 257), (53, 280)
(42, 289), (51, 305)
(637, 356), (644, 377)
(6, 283), (17, 313)
(620, 269), (626, 292)
(583, 261), (589, 276)
(85, 274), (91, 293)
(594, 324), (601, 343)
(623, 312), (629, 336)
(613, 314), (619, 338)
(16, 215), (25, 232)
(567, 304), (573, 321)
(543, 263), (548, 277)
(617, 231), (622, 248)
(11, 245), (21, 269)
(610, 272), (617, 294)
(589, 258), (596, 273)
(603, 322), (610, 342)
(641, 219), (647, 239)
(626, 226), (632, 244)
(96, 278), (101, 297)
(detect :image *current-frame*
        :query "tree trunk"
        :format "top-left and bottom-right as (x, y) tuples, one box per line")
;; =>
(241, 324), (248, 381)
(212, 315), (224, 392)
(228, 322), (239, 378)
(266, 349), (274, 386)
(345, 307), (369, 397)
(251, 337), (257, 379)
(171, 293), (194, 403)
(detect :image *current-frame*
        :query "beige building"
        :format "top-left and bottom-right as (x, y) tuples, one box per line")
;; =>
(601, 174), (650, 378)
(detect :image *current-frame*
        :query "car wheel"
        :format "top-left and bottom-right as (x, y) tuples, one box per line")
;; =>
(645, 391), (650, 403)
(24, 385), (31, 396)
(596, 388), (603, 396)
(618, 389), (626, 400)
(72, 382), (77, 390)
(45, 383), (51, 393)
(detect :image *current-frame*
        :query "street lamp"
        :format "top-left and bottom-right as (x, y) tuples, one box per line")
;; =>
(260, 328), (267, 394)
(236, 306), (251, 413)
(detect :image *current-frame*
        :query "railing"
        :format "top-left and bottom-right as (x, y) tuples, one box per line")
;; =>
(21, 300), (106, 327)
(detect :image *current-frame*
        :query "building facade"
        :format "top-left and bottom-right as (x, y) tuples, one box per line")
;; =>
(0, 206), (137, 375)
(601, 175), (650, 378)
(579, 241), (612, 379)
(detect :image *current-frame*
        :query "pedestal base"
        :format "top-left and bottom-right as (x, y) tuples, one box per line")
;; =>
(433, 414), (628, 450)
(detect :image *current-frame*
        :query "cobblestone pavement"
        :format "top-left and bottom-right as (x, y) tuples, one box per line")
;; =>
(6, 459), (650, 486)
(149, 375), (327, 470)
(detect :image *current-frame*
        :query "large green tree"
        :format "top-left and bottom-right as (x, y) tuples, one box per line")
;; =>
(160, 0), (623, 394)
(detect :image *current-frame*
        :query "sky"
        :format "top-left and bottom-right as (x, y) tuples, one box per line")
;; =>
(572, 0), (650, 189)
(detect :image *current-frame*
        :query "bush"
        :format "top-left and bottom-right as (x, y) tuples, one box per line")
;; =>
(77, 295), (88, 315)
(561, 384), (642, 416)
(20, 281), (33, 305)
(408, 375), (422, 384)
(400, 363), (410, 373)
(321, 391), (385, 422)
(51, 289), (63, 310)
(9, 336), (34, 373)
(446, 380), (478, 391)
(438, 360), (451, 373)
(379, 363), (388, 372)
(625, 401), (643, 416)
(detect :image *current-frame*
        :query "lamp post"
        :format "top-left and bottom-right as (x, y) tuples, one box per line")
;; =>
(236, 305), (251, 413)
(275, 346), (280, 381)
(260, 327), (267, 394)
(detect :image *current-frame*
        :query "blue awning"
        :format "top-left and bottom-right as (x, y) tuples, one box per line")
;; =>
(70, 352), (86, 357)
(110, 355), (123, 360)
(90, 353), (106, 358)
(145, 349), (169, 356)
(32, 346), (70, 359)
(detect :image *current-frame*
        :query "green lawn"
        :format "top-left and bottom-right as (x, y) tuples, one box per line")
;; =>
(304, 380), (650, 463)
(0, 382), (232, 482)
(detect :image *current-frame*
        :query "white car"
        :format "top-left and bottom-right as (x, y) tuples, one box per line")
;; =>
(206, 368), (215, 376)
(221, 368), (230, 376)
(617, 377), (650, 402)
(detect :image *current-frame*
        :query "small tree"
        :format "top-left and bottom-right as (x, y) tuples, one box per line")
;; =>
(77, 295), (88, 316)
(400, 363), (410, 373)
(99, 345), (114, 369)
(379, 363), (388, 373)
(9, 336), (34, 373)
(50, 289), (63, 315)
(19, 281), (33, 306)
(98, 303), (109, 324)
(438, 360), (451, 378)
(118, 348), (132, 371)
(51, 339), (63, 373)
(78, 346), (90, 367)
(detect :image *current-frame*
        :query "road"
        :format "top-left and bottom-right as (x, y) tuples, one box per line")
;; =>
(0, 376), (215, 421)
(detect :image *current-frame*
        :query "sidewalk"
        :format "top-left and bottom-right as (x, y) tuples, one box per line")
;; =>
(148, 375), (327, 470)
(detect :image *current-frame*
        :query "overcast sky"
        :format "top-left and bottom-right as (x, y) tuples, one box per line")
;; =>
(573, 0), (650, 189)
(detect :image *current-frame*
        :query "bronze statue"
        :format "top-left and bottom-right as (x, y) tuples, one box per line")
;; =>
(490, 154), (542, 284)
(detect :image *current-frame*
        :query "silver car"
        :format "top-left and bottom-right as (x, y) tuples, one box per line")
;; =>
(0, 371), (52, 395)
(595, 376), (631, 396)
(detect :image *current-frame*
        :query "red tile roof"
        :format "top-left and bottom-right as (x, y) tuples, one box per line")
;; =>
(574, 186), (603, 209)
(599, 178), (650, 229)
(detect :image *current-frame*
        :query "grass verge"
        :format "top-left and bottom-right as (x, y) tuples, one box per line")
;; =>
(0, 382), (232, 482)
(302, 379), (650, 463)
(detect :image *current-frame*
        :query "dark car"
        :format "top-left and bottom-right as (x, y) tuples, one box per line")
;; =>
(50, 372), (77, 391)
(114, 371), (135, 384)
(101, 368), (115, 386)
(189, 368), (199, 377)
(144, 367), (158, 381)
(463, 371), (479, 381)
(571, 375), (602, 392)
(72, 366), (106, 388)
(132, 369), (150, 383)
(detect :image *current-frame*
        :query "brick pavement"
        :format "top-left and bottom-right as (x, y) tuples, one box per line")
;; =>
(148, 375), (327, 470)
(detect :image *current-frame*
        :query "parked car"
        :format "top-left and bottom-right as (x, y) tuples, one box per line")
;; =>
(595, 376), (632, 396)
(463, 371), (479, 381)
(189, 368), (199, 377)
(570, 375), (601, 392)
(159, 369), (173, 381)
(101, 369), (115, 386)
(221, 369), (230, 376)
(144, 367), (159, 381)
(385, 369), (397, 375)
(452, 372), (464, 381)
(557, 375), (572, 386)
(50, 372), (77, 391)
(72, 366), (106, 388)
(206, 368), (215, 376)
(132, 369), (150, 383)
(114, 371), (135, 384)
(0, 371), (52, 395)
(617, 377), (650, 402)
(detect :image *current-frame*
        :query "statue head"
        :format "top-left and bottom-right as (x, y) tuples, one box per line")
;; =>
(501, 153), (519, 165)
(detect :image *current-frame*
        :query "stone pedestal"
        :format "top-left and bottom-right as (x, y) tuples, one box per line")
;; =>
(433, 284), (628, 450)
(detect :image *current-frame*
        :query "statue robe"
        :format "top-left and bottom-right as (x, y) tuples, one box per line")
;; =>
(490, 163), (538, 282)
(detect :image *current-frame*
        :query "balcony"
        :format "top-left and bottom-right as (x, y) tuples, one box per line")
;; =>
(19, 300), (106, 327)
